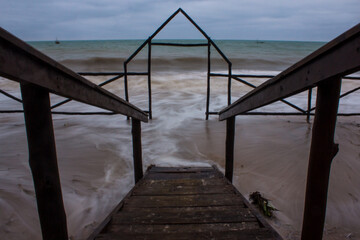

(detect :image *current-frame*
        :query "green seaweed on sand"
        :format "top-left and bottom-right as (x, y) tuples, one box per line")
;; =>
(249, 191), (278, 217)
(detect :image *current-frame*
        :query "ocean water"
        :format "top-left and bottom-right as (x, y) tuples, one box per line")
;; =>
(27, 39), (325, 72)
(0, 39), (359, 239)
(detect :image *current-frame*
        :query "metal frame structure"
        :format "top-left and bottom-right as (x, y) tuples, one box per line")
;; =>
(122, 8), (232, 120)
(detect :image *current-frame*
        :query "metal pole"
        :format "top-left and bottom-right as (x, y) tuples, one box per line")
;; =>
(228, 63), (232, 106)
(148, 41), (152, 119)
(225, 116), (235, 182)
(124, 63), (129, 103)
(301, 77), (341, 240)
(131, 118), (143, 183)
(307, 88), (312, 123)
(206, 41), (211, 120)
(20, 83), (68, 240)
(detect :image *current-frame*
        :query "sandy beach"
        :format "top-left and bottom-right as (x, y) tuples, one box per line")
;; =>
(0, 37), (359, 239)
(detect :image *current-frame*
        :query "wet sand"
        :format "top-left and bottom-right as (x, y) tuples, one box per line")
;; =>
(0, 72), (359, 239)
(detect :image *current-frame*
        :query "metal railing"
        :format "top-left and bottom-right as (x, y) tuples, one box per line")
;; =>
(212, 73), (360, 121)
(219, 23), (360, 240)
(0, 27), (147, 240)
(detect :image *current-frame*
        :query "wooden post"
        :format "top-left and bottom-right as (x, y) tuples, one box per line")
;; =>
(228, 63), (232, 106)
(20, 83), (68, 240)
(307, 88), (312, 123)
(301, 77), (341, 240)
(131, 118), (143, 183)
(206, 41), (211, 120)
(225, 116), (235, 182)
(148, 41), (152, 119)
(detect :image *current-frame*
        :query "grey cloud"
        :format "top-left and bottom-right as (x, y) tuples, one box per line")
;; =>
(0, 0), (359, 41)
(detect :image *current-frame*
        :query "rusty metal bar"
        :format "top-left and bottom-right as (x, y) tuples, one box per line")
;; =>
(343, 76), (360, 80)
(0, 27), (148, 122)
(78, 72), (124, 76)
(124, 63), (129, 102)
(179, 8), (210, 40)
(228, 63), (232, 105)
(301, 77), (341, 240)
(207, 111), (219, 115)
(177, 8), (231, 64)
(224, 75), (307, 114)
(151, 42), (208, 47)
(78, 72), (147, 76)
(206, 41), (211, 120)
(124, 39), (150, 64)
(150, 9), (181, 39)
(210, 73), (275, 78)
(148, 41), (152, 119)
(307, 88), (312, 123)
(132, 118), (143, 183)
(0, 88), (22, 103)
(219, 23), (360, 120)
(340, 86), (360, 98)
(225, 116), (235, 182)
(51, 74), (124, 109)
(20, 83), (68, 240)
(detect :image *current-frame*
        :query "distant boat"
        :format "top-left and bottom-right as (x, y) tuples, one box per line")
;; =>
(55, 38), (60, 44)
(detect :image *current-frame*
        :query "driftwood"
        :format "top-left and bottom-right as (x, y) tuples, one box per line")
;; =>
(249, 191), (278, 217)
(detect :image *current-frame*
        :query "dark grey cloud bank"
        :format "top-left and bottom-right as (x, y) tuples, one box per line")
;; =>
(1, 0), (359, 41)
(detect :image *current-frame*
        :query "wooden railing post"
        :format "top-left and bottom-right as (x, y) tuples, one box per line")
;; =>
(306, 88), (312, 123)
(20, 83), (68, 240)
(301, 77), (341, 240)
(225, 116), (235, 182)
(131, 118), (143, 183)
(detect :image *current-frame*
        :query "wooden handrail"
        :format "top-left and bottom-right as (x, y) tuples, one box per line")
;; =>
(0, 27), (148, 122)
(219, 23), (360, 121)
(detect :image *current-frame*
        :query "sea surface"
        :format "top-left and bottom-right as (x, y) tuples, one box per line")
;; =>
(0, 39), (359, 239)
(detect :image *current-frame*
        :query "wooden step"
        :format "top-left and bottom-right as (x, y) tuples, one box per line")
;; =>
(88, 165), (282, 240)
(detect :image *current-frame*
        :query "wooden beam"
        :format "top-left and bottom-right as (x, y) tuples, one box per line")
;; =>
(225, 116), (235, 182)
(0, 27), (148, 122)
(219, 23), (360, 120)
(132, 118), (143, 183)
(21, 83), (68, 240)
(301, 77), (341, 240)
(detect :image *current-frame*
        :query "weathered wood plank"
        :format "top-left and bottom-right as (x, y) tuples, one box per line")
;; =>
(124, 194), (245, 208)
(148, 166), (214, 173)
(96, 228), (276, 240)
(89, 166), (282, 240)
(105, 222), (261, 235)
(113, 206), (255, 224)
(132, 184), (235, 195)
(140, 177), (228, 186)
(146, 171), (222, 180)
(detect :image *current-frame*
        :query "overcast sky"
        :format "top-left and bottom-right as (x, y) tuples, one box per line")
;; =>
(1, 0), (359, 41)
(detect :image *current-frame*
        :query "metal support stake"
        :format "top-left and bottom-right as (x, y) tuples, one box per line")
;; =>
(124, 62), (129, 103)
(225, 116), (235, 182)
(148, 41), (152, 119)
(307, 88), (312, 123)
(20, 83), (68, 240)
(206, 41), (211, 120)
(228, 63), (232, 105)
(132, 118), (143, 183)
(301, 77), (341, 240)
